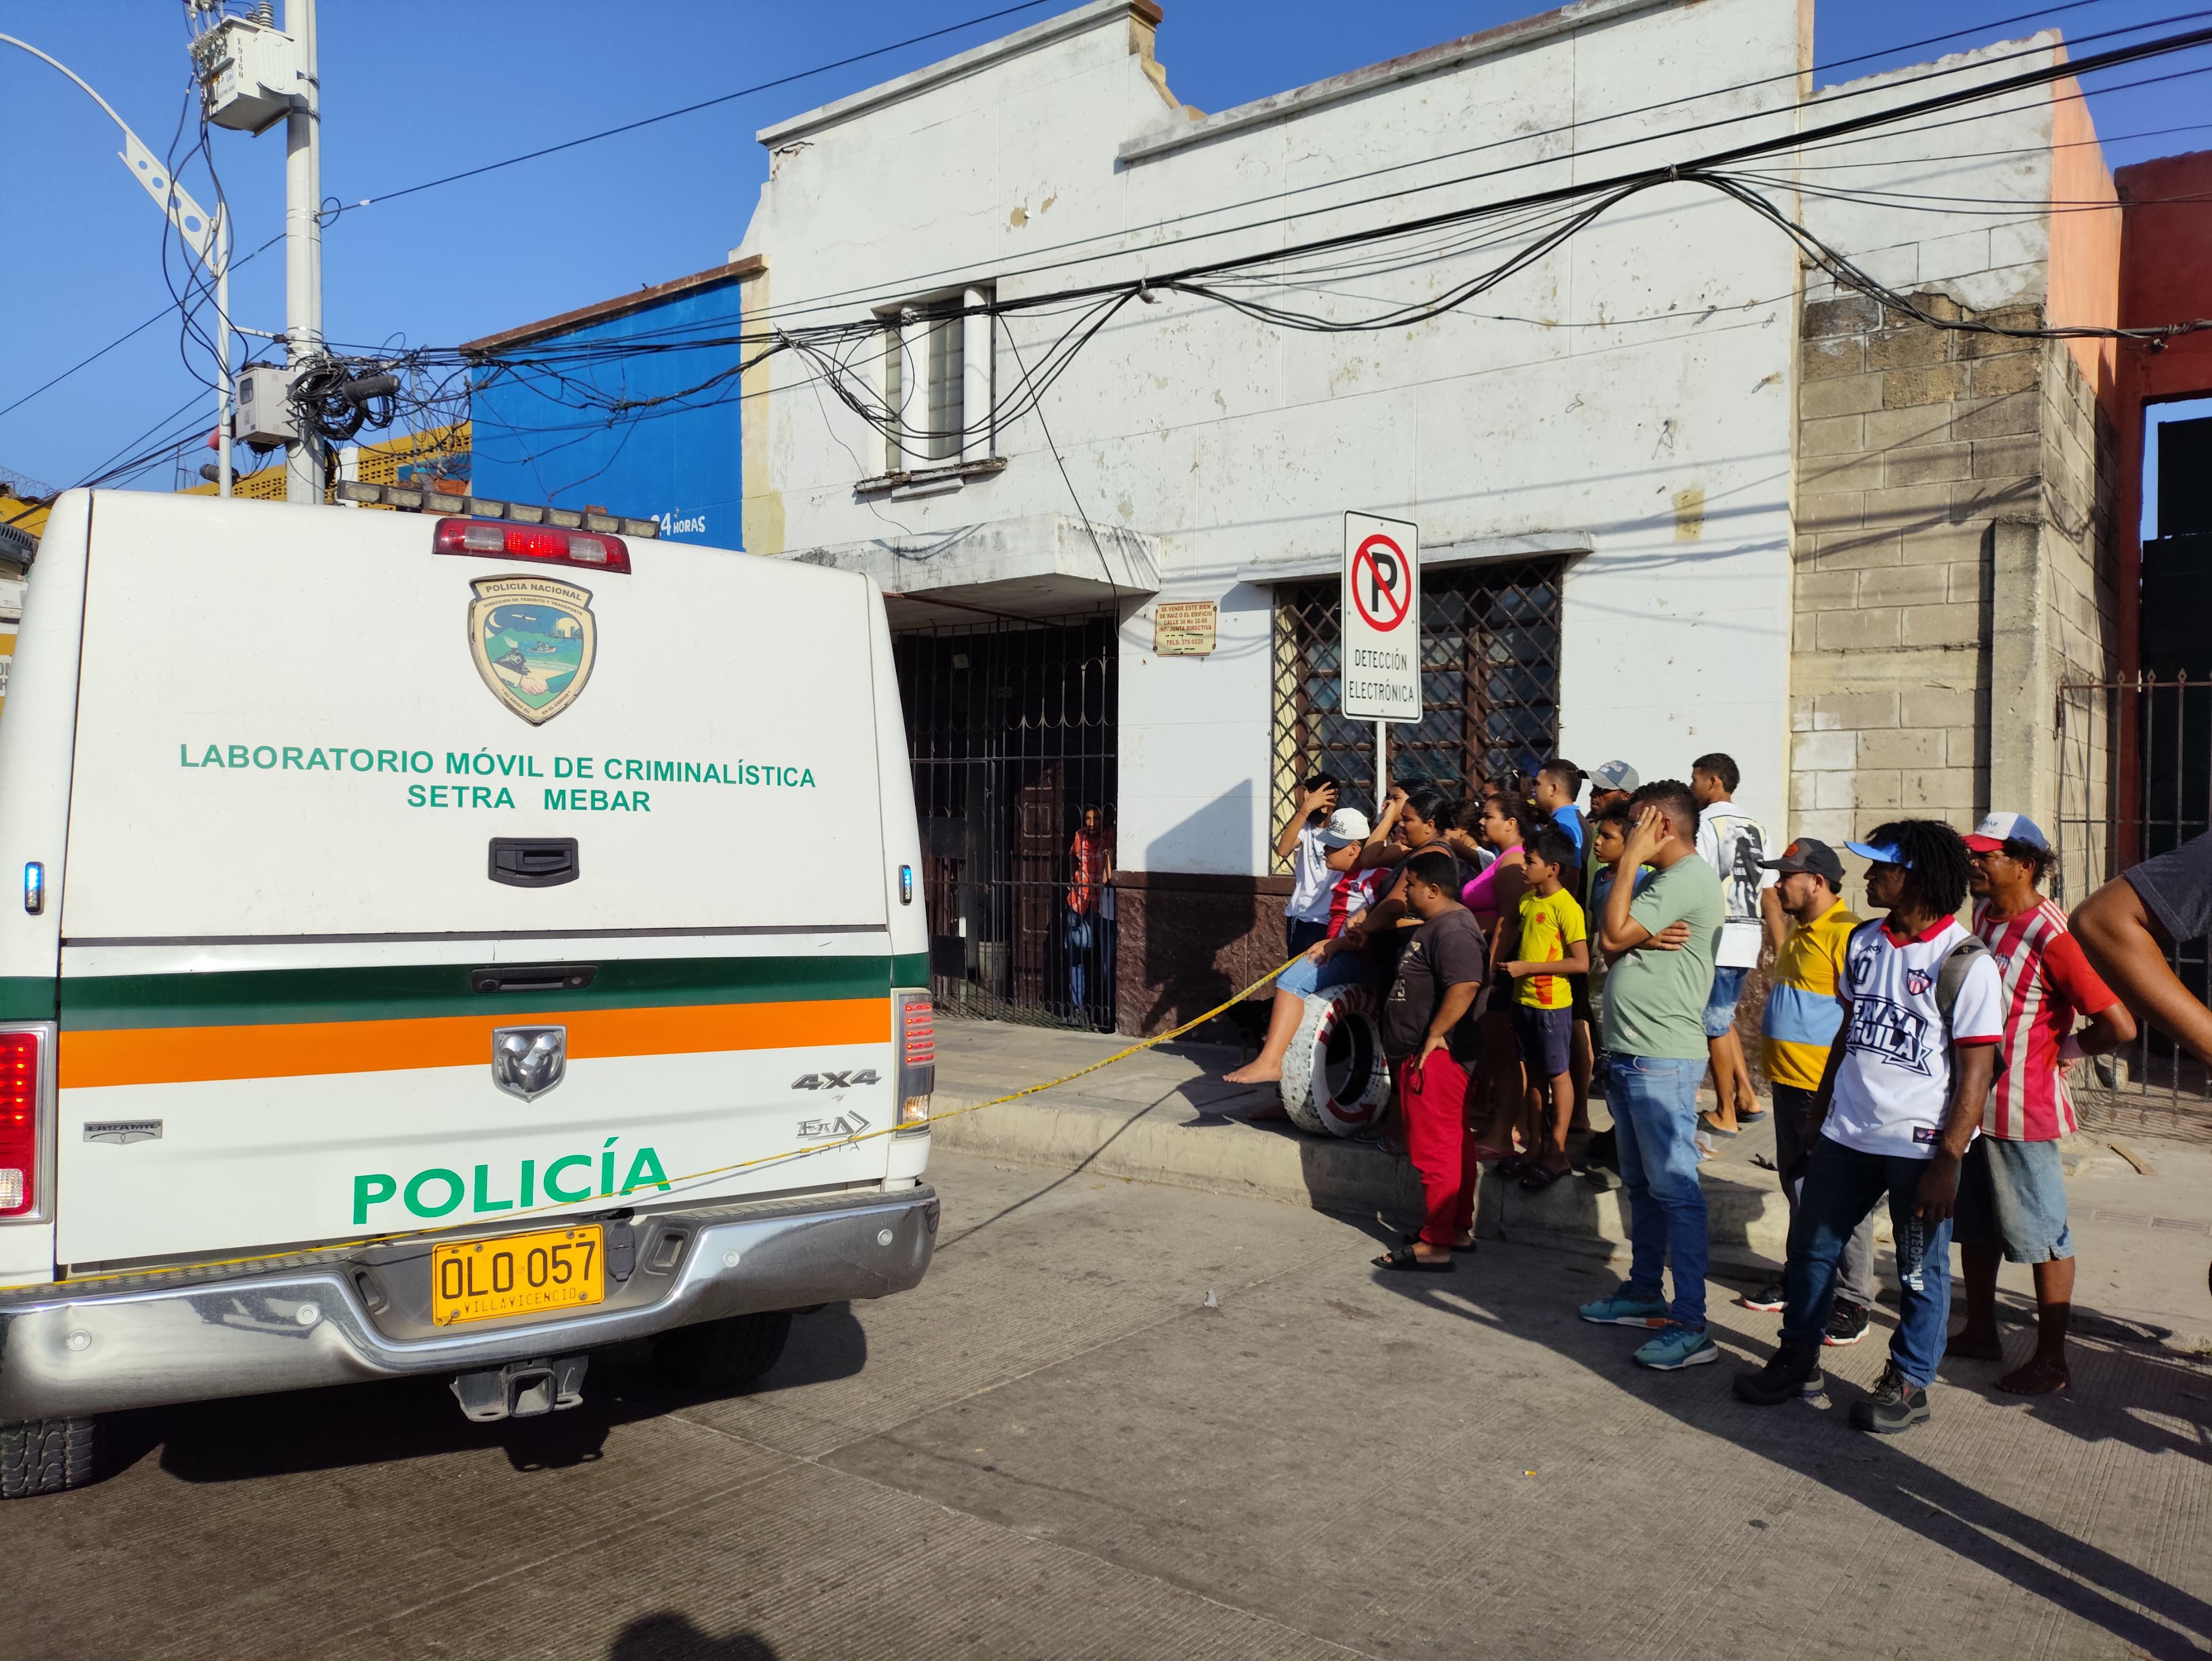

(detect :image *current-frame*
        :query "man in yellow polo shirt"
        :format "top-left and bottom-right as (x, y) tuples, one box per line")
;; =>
(1744, 838), (1873, 1344)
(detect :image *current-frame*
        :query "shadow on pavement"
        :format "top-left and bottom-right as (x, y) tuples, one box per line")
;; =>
(140, 1304), (868, 1483)
(1365, 1239), (2212, 1659)
(608, 1613), (780, 1660)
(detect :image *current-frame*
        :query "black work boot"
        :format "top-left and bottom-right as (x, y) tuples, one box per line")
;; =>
(1849, 1360), (1932, 1433)
(1732, 1339), (1824, 1406)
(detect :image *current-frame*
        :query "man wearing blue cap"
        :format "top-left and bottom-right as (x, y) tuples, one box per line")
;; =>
(1734, 819), (2004, 1433)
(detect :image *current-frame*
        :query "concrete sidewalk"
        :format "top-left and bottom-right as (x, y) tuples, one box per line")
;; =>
(931, 1017), (2212, 1353)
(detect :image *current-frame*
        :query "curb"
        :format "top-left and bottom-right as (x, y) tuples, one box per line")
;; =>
(931, 1087), (1792, 1271)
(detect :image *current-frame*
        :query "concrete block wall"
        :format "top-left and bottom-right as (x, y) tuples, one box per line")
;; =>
(1788, 286), (2118, 894)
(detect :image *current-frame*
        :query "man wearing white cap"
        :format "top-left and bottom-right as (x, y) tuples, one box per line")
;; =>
(1954, 813), (2136, 1394)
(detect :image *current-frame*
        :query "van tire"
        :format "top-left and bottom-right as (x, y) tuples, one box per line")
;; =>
(650, 1311), (793, 1390)
(1279, 986), (1390, 1137)
(1, 1416), (98, 1499)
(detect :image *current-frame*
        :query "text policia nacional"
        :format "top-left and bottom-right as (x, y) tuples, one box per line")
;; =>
(178, 742), (818, 813)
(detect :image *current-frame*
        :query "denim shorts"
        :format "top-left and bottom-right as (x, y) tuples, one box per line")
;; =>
(1278, 945), (1369, 1000)
(1702, 964), (1749, 1038)
(1954, 1135), (2074, 1263)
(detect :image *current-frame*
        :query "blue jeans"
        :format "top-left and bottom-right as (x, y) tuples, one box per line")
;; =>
(1783, 1137), (1954, 1388)
(1608, 1054), (1710, 1326)
(1066, 908), (1093, 1010)
(1277, 945), (1369, 999)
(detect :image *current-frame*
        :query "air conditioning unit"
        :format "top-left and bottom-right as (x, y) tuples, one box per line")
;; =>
(234, 365), (299, 449)
(191, 15), (305, 135)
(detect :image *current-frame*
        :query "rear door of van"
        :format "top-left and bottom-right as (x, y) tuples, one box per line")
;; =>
(46, 491), (923, 1271)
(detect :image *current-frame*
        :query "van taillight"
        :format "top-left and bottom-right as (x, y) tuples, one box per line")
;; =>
(894, 992), (935, 1133)
(0, 1030), (41, 1217)
(432, 518), (631, 573)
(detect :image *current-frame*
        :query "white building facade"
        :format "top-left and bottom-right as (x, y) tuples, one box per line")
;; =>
(730, 0), (2117, 1032)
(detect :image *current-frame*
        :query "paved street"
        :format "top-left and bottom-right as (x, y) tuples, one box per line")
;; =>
(9, 1148), (2210, 1661)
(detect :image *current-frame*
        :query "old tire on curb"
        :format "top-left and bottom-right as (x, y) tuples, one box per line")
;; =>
(1, 1416), (98, 1499)
(650, 1311), (793, 1390)
(1279, 985), (1389, 1137)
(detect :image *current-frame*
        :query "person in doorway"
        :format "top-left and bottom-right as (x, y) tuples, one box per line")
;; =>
(1499, 824), (1589, 1189)
(1372, 847), (1486, 1271)
(1733, 822), (2002, 1434)
(1742, 838), (1873, 1344)
(1275, 774), (1343, 958)
(1066, 804), (1115, 1024)
(1953, 813), (2134, 1394)
(1691, 753), (1773, 1138)
(1581, 780), (1726, 1371)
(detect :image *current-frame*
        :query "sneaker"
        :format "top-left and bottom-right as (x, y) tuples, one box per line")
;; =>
(1849, 1361), (1931, 1434)
(1633, 1322), (1720, 1370)
(1578, 1289), (1670, 1328)
(1732, 1340), (1825, 1405)
(1740, 1280), (1787, 1313)
(1823, 1298), (1871, 1347)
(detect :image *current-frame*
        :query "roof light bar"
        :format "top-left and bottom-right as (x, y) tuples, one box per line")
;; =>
(336, 479), (659, 540)
(432, 518), (632, 573)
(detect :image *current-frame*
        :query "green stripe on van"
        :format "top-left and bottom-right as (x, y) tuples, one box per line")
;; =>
(60, 954), (899, 1032)
(0, 976), (56, 1022)
(892, 951), (927, 988)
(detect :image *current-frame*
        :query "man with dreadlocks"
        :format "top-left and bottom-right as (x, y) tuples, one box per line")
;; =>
(1734, 819), (2003, 1434)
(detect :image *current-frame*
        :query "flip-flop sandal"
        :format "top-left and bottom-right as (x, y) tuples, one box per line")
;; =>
(1697, 1113), (1740, 1139)
(1518, 1163), (1569, 1192)
(1373, 1246), (1454, 1273)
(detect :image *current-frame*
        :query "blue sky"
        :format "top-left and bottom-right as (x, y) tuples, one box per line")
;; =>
(5, 0), (2209, 492)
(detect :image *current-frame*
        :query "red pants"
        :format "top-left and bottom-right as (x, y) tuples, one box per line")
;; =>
(1395, 1051), (1478, 1249)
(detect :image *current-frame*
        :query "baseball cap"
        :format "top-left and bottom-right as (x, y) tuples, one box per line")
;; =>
(1963, 812), (2049, 854)
(1843, 839), (1911, 869)
(1589, 759), (1639, 794)
(1759, 837), (1844, 884)
(1320, 807), (1372, 848)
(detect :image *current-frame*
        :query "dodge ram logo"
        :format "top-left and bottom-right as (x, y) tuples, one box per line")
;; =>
(491, 1026), (567, 1101)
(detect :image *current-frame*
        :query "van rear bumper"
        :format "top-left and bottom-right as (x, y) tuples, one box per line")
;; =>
(0, 1185), (937, 1421)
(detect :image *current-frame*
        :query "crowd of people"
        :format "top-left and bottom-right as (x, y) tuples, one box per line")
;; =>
(1238, 750), (2160, 1435)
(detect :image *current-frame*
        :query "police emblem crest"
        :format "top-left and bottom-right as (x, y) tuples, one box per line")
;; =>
(468, 575), (596, 725)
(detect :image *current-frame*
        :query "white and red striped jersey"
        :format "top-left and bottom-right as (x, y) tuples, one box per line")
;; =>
(1972, 897), (2120, 1140)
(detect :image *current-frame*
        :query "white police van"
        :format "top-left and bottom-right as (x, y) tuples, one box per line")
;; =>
(0, 490), (937, 1496)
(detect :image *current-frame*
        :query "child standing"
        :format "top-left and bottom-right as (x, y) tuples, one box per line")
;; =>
(1501, 823), (1589, 1188)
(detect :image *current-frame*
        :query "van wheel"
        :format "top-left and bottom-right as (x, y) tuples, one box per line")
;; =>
(650, 1311), (793, 1390)
(1279, 986), (1390, 1137)
(1, 1416), (98, 1499)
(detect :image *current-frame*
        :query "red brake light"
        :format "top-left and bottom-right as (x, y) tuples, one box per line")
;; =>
(0, 1030), (41, 1217)
(432, 518), (631, 573)
(902, 999), (935, 1067)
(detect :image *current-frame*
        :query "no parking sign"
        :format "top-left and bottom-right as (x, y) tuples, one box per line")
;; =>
(1340, 512), (1420, 722)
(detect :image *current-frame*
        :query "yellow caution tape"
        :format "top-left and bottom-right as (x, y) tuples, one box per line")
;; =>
(30, 956), (1302, 1295)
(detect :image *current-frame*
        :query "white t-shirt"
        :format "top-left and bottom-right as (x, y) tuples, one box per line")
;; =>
(1286, 825), (1336, 923)
(1823, 916), (2004, 1161)
(1696, 803), (1778, 969)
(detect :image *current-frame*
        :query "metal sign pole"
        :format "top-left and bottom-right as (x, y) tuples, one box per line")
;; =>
(1376, 719), (1388, 814)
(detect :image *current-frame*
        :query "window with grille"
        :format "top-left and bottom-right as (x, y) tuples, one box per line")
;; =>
(882, 290), (991, 470)
(1269, 560), (1563, 864)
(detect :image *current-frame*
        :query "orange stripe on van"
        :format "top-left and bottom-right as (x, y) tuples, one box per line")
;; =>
(57, 998), (889, 1088)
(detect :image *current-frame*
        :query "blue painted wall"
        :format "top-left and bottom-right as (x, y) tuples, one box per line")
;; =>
(468, 273), (745, 548)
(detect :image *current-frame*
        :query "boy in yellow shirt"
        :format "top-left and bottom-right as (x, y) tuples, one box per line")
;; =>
(1501, 824), (1589, 1189)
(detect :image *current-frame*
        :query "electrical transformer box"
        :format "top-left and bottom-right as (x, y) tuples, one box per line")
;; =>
(191, 15), (303, 135)
(234, 366), (299, 449)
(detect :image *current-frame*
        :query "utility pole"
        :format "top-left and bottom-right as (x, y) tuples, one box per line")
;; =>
(282, 0), (321, 504)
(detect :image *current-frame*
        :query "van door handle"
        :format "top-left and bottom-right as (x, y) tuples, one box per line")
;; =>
(489, 836), (579, 887)
(470, 965), (597, 995)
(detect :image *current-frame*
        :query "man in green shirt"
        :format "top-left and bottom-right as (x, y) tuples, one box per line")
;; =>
(1580, 779), (1727, 1371)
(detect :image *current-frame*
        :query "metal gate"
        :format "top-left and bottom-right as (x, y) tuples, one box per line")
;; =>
(2058, 674), (2212, 1136)
(894, 614), (1118, 1029)
(1271, 559), (1563, 830)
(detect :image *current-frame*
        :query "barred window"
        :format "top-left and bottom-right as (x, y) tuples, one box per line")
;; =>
(1269, 560), (1563, 863)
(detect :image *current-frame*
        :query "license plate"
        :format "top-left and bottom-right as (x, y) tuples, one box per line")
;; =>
(431, 1224), (605, 1326)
